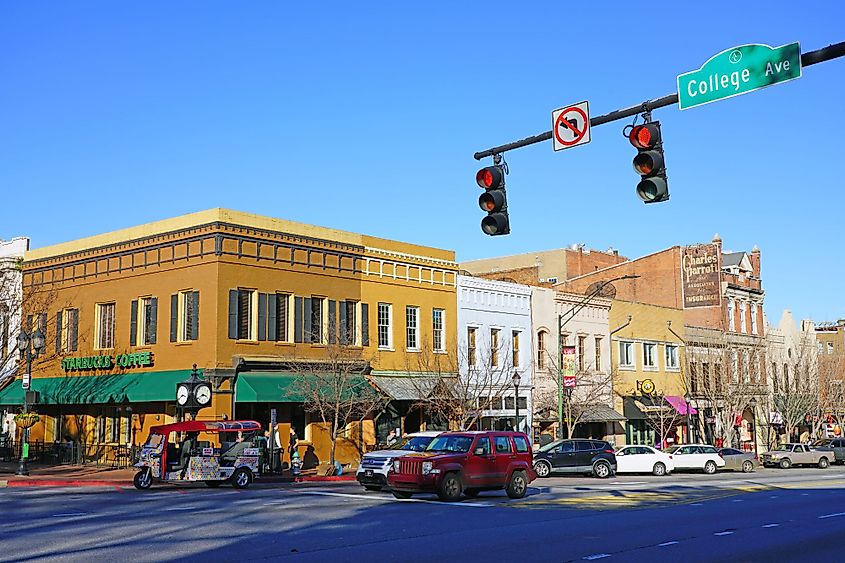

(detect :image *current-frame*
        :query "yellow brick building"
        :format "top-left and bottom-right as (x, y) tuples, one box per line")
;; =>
(609, 300), (690, 446)
(0, 209), (457, 467)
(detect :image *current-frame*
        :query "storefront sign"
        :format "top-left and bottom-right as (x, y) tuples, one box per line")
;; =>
(681, 244), (721, 308)
(62, 352), (154, 372)
(562, 346), (577, 388)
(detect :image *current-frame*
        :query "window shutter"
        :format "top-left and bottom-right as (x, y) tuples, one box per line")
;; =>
(339, 301), (348, 345)
(303, 297), (312, 343)
(70, 309), (79, 351)
(328, 300), (337, 345)
(38, 313), (47, 340)
(228, 290), (238, 339)
(361, 303), (369, 346)
(149, 298), (158, 344)
(170, 294), (178, 342)
(257, 293), (267, 341)
(267, 293), (277, 342)
(55, 311), (63, 354)
(130, 300), (138, 347)
(294, 296), (303, 343)
(190, 291), (199, 340)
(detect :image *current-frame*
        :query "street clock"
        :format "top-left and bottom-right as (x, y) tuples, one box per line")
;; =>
(194, 382), (212, 406)
(175, 364), (211, 411)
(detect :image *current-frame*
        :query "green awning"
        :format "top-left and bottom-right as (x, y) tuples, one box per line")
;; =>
(235, 372), (378, 403)
(0, 370), (196, 405)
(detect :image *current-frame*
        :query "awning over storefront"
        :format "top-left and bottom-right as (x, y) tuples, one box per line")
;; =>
(623, 395), (697, 420)
(234, 372), (376, 403)
(0, 370), (196, 405)
(367, 376), (445, 401)
(579, 404), (627, 423)
(664, 395), (697, 415)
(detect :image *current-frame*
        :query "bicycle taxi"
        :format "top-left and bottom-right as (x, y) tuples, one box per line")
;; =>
(133, 419), (263, 490)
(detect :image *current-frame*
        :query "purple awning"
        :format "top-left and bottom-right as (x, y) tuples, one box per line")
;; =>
(664, 395), (697, 415)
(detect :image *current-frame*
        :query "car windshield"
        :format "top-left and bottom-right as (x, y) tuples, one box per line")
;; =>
(425, 435), (474, 453)
(774, 444), (791, 451)
(538, 439), (564, 453)
(394, 436), (436, 452)
(664, 446), (679, 454)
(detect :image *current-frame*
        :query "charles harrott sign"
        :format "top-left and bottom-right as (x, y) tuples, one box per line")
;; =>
(681, 244), (721, 308)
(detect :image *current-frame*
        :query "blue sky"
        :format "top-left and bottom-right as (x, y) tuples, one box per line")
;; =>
(2, 2), (843, 323)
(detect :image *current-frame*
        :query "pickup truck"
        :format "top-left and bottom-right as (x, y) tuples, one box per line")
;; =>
(760, 443), (831, 469)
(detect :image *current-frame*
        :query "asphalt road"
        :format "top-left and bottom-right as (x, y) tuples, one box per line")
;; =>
(3, 467), (845, 562)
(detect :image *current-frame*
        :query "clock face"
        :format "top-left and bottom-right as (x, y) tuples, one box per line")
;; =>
(194, 384), (212, 405)
(176, 384), (190, 406)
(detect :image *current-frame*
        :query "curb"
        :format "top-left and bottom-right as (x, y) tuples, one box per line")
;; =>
(295, 475), (356, 482)
(1, 479), (129, 488)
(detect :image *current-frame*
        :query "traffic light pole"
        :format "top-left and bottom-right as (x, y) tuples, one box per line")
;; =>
(473, 41), (845, 160)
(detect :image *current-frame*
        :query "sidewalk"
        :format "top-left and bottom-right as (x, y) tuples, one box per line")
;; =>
(0, 461), (354, 488)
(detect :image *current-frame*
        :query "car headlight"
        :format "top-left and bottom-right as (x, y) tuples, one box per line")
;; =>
(422, 461), (433, 474)
(393, 460), (401, 472)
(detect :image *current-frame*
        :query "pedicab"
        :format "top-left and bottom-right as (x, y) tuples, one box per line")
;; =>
(133, 419), (263, 490)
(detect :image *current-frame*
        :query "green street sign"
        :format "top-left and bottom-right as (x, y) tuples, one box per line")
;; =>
(677, 42), (801, 110)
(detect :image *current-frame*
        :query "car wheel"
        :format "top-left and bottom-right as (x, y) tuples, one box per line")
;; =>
(652, 462), (666, 477)
(819, 457), (830, 469)
(534, 460), (551, 478)
(232, 467), (253, 489)
(463, 488), (480, 498)
(364, 485), (383, 491)
(437, 472), (463, 502)
(205, 480), (223, 488)
(593, 461), (611, 479)
(133, 468), (152, 490)
(703, 460), (717, 475)
(741, 460), (754, 473)
(779, 458), (792, 469)
(506, 470), (528, 499)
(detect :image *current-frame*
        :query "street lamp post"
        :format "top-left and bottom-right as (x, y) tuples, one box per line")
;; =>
(557, 275), (639, 433)
(15, 327), (46, 476)
(750, 397), (758, 458)
(512, 371), (521, 432)
(684, 392), (692, 444)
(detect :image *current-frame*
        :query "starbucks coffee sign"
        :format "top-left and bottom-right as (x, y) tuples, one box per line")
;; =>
(62, 351), (154, 372)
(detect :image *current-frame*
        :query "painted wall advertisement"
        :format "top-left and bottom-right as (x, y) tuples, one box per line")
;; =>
(681, 244), (721, 308)
(562, 346), (577, 388)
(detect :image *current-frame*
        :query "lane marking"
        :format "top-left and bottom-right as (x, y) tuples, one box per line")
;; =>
(714, 531), (735, 536)
(818, 512), (845, 519)
(298, 490), (492, 508)
(690, 503), (703, 506)
(583, 554), (611, 560)
(51, 512), (88, 517)
(731, 499), (744, 502)
(762, 523), (780, 528)
(163, 506), (198, 511)
(658, 541), (679, 547)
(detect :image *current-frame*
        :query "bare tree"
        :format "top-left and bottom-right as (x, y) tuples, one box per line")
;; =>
(769, 333), (821, 444)
(288, 344), (386, 466)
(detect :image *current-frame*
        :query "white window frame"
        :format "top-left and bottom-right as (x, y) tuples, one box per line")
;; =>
(665, 344), (679, 370)
(95, 302), (115, 350)
(310, 296), (326, 344)
(467, 326), (477, 368)
(642, 342), (657, 370)
(619, 341), (634, 369)
(739, 301), (747, 334)
(750, 302), (758, 335)
(274, 293), (292, 343)
(138, 297), (154, 346)
(180, 289), (200, 342)
(406, 305), (420, 351)
(61, 307), (79, 353)
(377, 302), (393, 350)
(512, 330), (521, 368)
(727, 298), (735, 331)
(432, 308), (445, 353)
(491, 328), (501, 368)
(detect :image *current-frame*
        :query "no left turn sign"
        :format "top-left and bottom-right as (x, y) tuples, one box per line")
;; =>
(552, 101), (591, 151)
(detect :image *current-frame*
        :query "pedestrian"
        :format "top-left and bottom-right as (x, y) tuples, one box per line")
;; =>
(386, 429), (397, 447)
(288, 428), (298, 462)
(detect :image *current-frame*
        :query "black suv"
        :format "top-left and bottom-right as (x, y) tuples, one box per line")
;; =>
(532, 439), (616, 478)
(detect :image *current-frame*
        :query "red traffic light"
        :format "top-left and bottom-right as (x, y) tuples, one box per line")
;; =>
(629, 124), (661, 150)
(476, 166), (504, 190)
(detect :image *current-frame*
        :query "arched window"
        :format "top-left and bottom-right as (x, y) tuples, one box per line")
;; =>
(537, 330), (547, 370)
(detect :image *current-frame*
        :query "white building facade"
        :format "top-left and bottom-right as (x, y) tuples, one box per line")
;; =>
(1, 237), (29, 439)
(457, 275), (533, 435)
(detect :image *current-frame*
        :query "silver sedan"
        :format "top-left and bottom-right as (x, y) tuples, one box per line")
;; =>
(718, 448), (757, 472)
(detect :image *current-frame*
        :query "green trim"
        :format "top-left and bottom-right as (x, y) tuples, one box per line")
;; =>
(0, 370), (197, 405)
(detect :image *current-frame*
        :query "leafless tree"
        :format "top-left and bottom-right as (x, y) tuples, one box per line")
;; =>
(288, 344), (386, 466)
(769, 334), (821, 444)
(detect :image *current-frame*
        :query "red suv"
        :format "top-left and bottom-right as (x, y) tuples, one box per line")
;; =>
(387, 431), (536, 502)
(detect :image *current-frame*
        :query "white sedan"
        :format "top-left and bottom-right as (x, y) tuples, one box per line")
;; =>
(614, 445), (675, 476)
(664, 444), (726, 474)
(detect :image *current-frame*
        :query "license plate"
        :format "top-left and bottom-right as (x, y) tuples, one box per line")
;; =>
(365, 470), (373, 477)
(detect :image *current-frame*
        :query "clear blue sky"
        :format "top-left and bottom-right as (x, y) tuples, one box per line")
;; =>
(2, 2), (843, 324)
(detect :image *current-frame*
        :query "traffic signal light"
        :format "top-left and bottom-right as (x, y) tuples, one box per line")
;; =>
(476, 165), (510, 235)
(629, 122), (669, 204)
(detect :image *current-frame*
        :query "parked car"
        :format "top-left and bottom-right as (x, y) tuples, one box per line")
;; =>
(663, 444), (725, 474)
(718, 448), (757, 473)
(387, 431), (535, 502)
(761, 443), (831, 469)
(614, 445), (674, 476)
(811, 438), (845, 464)
(356, 431), (441, 491)
(532, 439), (617, 479)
